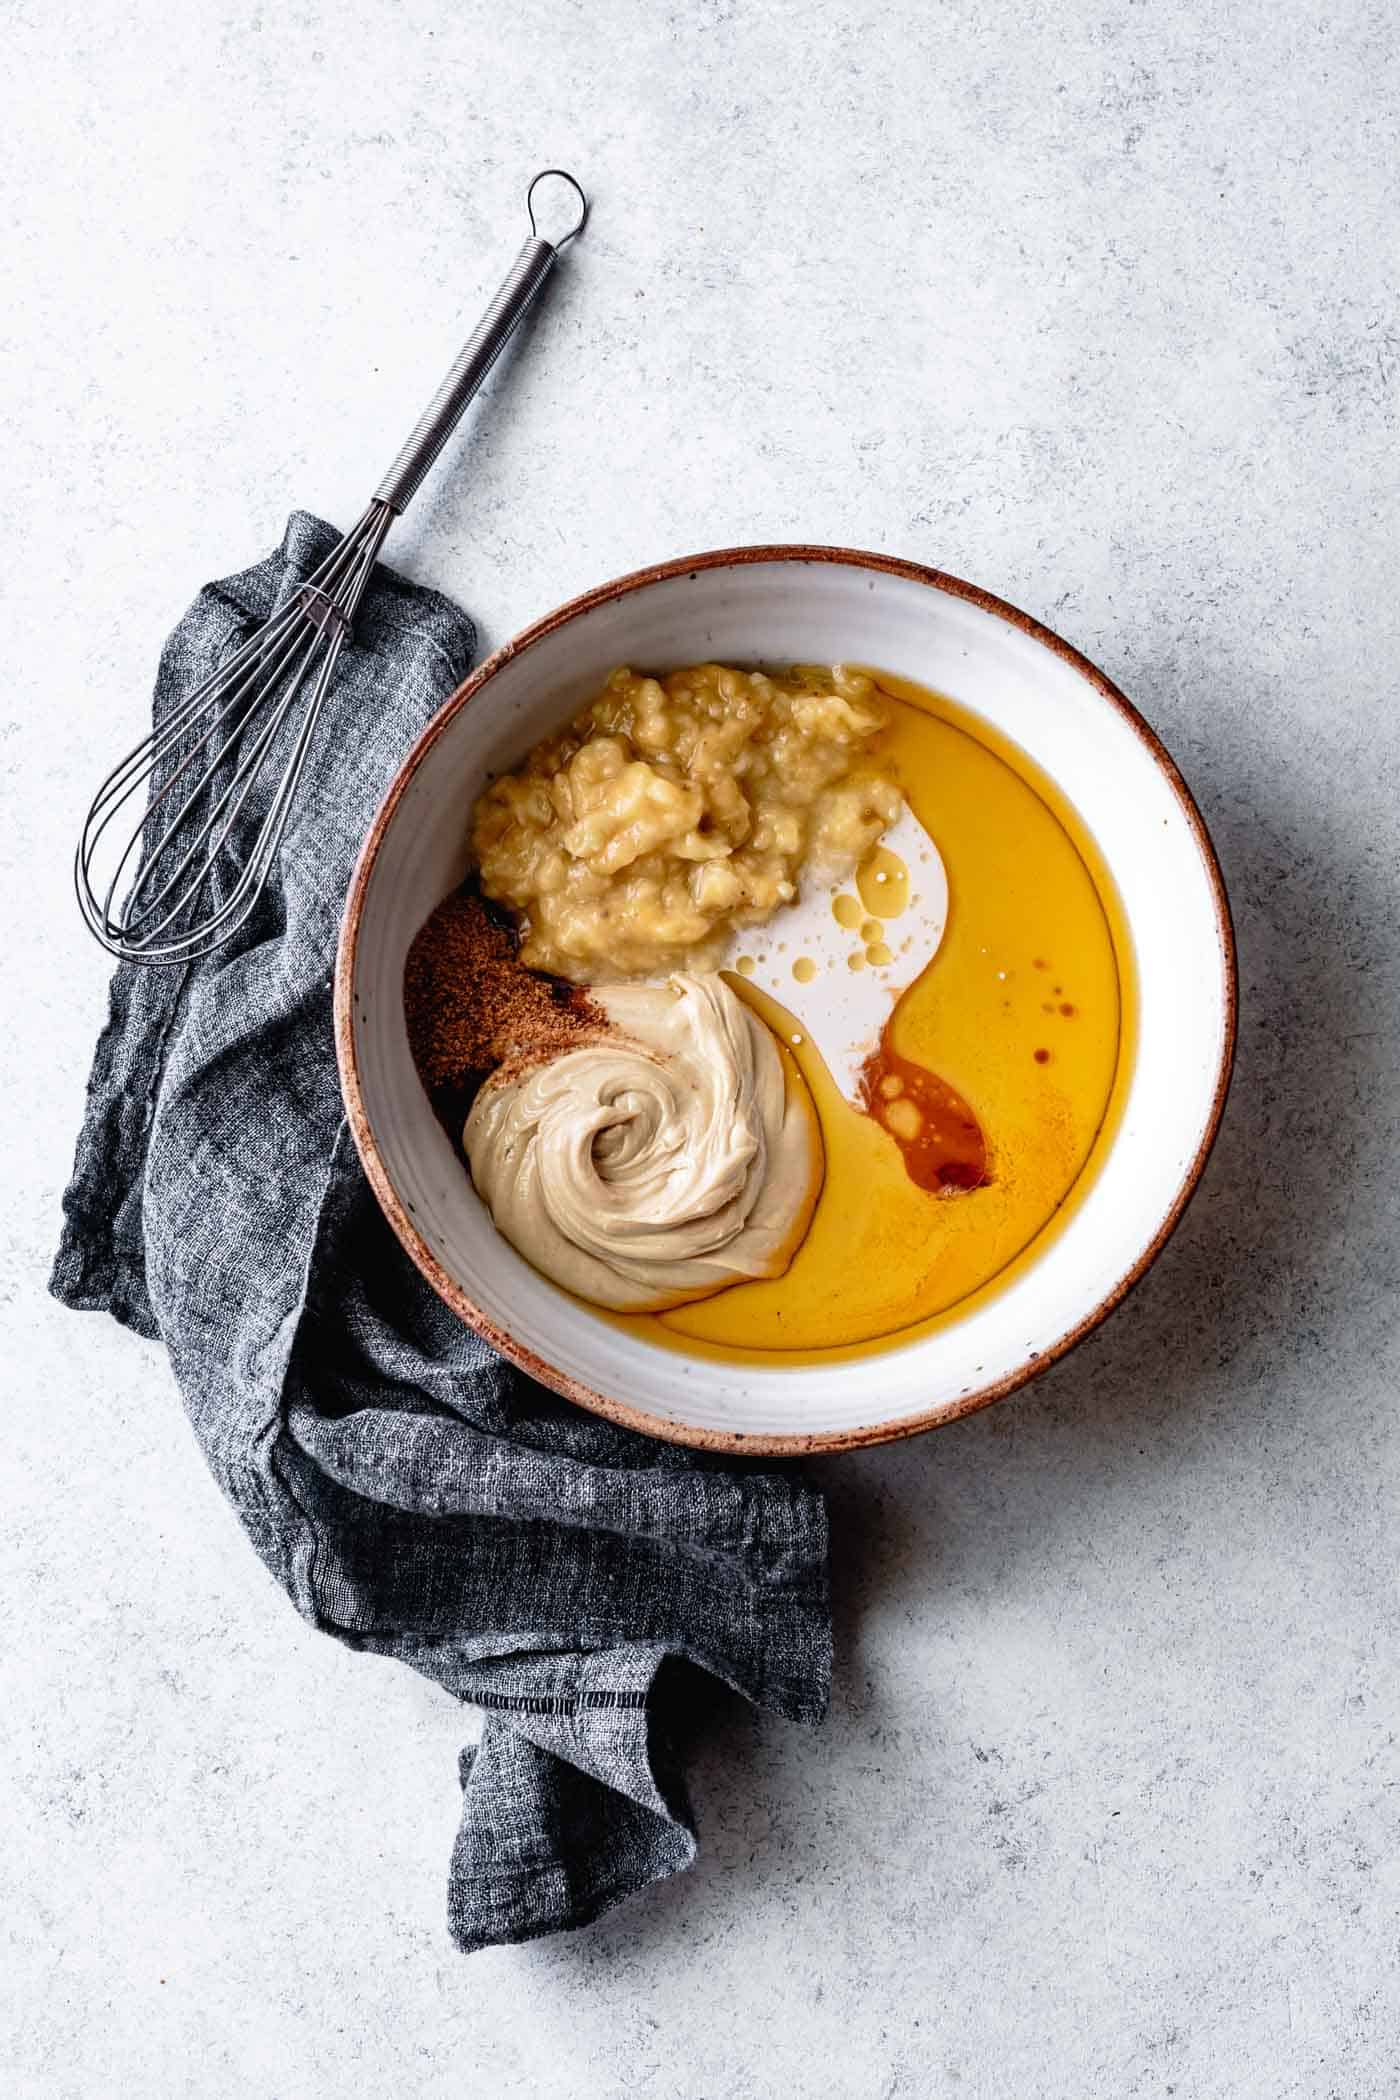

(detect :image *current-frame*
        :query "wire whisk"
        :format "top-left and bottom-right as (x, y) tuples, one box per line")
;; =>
(76, 169), (587, 967)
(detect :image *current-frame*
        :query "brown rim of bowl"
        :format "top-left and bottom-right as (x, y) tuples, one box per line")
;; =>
(335, 544), (1238, 1456)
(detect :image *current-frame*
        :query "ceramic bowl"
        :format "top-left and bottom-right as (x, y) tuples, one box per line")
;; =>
(336, 547), (1235, 1452)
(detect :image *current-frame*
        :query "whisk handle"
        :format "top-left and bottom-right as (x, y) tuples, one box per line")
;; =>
(375, 170), (587, 513)
(373, 165), (591, 516)
(373, 235), (556, 513)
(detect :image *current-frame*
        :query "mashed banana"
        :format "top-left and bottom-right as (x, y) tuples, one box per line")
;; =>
(463, 974), (821, 1311)
(472, 663), (902, 981)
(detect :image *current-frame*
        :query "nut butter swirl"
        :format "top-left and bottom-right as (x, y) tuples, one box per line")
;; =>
(464, 974), (821, 1311)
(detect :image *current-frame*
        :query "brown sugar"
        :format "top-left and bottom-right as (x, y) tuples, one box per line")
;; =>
(404, 885), (609, 1138)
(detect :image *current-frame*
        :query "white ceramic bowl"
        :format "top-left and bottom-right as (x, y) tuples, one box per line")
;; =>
(336, 548), (1235, 1452)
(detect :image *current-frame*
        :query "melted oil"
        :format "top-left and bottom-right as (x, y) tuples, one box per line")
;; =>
(856, 843), (910, 919)
(603, 672), (1136, 1363)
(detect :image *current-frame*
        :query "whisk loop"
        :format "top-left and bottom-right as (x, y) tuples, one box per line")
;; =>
(76, 171), (588, 967)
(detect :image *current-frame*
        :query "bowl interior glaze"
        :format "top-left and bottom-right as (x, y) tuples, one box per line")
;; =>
(335, 549), (1234, 1452)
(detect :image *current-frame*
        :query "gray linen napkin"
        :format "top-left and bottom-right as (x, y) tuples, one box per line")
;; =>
(51, 512), (831, 1952)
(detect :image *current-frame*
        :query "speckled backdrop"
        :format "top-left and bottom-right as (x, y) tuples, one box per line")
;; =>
(4, 2), (1399, 2094)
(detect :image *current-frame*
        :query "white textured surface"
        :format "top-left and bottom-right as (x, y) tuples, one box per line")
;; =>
(3, 2), (1398, 2094)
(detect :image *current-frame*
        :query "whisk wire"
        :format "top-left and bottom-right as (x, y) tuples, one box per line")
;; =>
(83, 598), (316, 942)
(80, 499), (399, 961)
(114, 620), (326, 942)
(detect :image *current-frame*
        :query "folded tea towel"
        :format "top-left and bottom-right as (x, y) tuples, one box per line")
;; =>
(51, 513), (831, 1952)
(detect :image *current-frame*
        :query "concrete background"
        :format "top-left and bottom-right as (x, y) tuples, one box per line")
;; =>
(4, 1), (1398, 2093)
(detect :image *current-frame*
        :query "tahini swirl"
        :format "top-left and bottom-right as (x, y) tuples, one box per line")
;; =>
(464, 974), (821, 1311)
